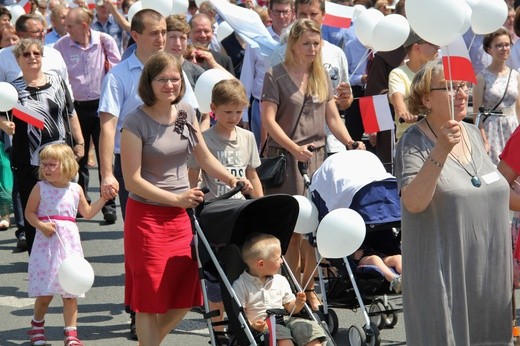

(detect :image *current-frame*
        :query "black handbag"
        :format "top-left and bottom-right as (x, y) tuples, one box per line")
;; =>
(257, 95), (307, 188)
(257, 153), (287, 188)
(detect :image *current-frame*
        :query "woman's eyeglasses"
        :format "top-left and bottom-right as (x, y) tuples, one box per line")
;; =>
(22, 51), (42, 59)
(153, 77), (181, 85)
(430, 82), (469, 95)
(493, 43), (511, 50)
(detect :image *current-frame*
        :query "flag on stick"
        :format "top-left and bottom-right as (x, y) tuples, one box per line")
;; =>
(323, 2), (354, 28)
(441, 34), (477, 84)
(359, 95), (394, 133)
(266, 315), (277, 346)
(12, 104), (45, 129)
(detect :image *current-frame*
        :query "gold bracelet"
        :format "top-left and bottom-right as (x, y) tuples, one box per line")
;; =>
(427, 155), (443, 168)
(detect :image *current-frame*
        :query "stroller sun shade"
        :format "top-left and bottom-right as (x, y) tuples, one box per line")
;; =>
(198, 194), (299, 254)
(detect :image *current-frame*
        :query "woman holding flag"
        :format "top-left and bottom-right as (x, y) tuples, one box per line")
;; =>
(395, 59), (513, 345)
(0, 38), (84, 254)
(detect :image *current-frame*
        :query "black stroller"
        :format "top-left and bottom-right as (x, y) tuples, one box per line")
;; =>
(307, 150), (403, 346)
(190, 188), (336, 345)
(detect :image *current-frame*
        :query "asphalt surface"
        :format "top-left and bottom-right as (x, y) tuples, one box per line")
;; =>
(0, 165), (480, 346)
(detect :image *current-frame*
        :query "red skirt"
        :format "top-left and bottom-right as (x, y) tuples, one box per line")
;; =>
(124, 198), (202, 313)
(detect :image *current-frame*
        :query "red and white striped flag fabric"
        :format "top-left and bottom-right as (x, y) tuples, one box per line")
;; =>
(17, 0), (32, 13)
(441, 34), (477, 84)
(323, 2), (354, 28)
(359, 95), (394, 133)
(12, 104), (45, 129)
(265, 315), (277, 346)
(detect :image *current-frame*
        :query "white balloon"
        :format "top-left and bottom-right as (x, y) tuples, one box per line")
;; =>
(406, 0), (466, 47)
(471, 0), (508, 35)
(58, 255), (95, 296)
(355, 9), (384, 48)
(292, 195), (319, 235)
(141, 0), (172, 16)
(217, 21), (234, 42)
(194, 69), (234, 113)
(460, 2), (472, 35)
(352, 4), (367, 21)
(0, 82), (18, 112)
(372, 14), (410, 52)
(9, 5), (26, 26)
(171, 0), (189, 14)
(127, 1), (142, 26)
(316, 208), (366, 259)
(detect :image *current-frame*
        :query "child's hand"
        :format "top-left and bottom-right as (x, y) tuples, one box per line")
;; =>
(40, 222), (56, 237)
(251, 319), (267, 332)
(296, 291), (306, 305)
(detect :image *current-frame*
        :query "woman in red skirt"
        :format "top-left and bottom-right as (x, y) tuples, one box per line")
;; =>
(120, 51), (253, 345)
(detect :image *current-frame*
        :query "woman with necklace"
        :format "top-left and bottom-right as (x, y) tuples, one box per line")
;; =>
(261, 18), (364, 311)
(395, 60), (513, 345)
(0, 38), (84, 255)
(472, 27), (520, 165)
(120, 51), (253, 345)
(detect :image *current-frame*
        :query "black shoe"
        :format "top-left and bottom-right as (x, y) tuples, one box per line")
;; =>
(130, 314), (138, 340)
(16, 231), (27, 251)
(103, 209), (117, 224)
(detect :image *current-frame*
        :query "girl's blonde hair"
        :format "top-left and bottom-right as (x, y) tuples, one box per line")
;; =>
(285, 18), (328, 103)
(38, 143), (79, 182)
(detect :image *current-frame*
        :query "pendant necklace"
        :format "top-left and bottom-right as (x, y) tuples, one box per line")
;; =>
(424, 118), (481, 188)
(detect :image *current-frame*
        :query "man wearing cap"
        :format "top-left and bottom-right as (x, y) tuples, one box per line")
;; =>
(388, 30), (439, 140)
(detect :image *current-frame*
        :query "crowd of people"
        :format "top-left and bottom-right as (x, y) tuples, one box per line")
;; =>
(1, 0), (520, 345)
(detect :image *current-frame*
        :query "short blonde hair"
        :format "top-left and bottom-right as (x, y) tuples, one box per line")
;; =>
(39, 143), (79, 182)
(408, 60), (444, 116)
(13, 38), (43, 60)
(241, 233), (281, 266)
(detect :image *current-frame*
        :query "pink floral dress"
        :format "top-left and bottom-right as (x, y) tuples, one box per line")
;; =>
(28, 181), (84, 298)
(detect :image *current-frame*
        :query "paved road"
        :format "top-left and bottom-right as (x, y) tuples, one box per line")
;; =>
(0, 167), (432, 345)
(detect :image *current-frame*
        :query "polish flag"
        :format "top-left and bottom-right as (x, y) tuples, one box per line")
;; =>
(12, 104), (45, 129)
(17, 0), (32, 13)
(323, 2), (354, 29)
(359, 95), (394, 133)
(265, 315), (277, 346)
(441, 34), (477, 84)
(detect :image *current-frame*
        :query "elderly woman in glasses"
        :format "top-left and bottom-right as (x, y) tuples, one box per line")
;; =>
(472, 27), (520, 165)
(395, 59), (513, 345)
(0, 38), (84, 254)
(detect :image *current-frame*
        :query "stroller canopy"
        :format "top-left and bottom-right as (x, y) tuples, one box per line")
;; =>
(198, 194), (299, 254)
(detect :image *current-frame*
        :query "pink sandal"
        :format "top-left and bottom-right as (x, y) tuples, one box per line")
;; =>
(27, 319), (46, 346)
(64, 329), (84, 346)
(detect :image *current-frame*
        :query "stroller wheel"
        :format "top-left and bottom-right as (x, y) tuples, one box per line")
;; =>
(364, 322), (381, 346)
(383, 301), (399, 328)
(317, 308), (339, 336)
(368, 300), (386, 330)
(347, 325), (366, 346)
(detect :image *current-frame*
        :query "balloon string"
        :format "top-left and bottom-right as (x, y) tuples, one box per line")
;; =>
(349, 48), (372, 83)
(469, 33), (476, 53)
(4, 111), (10, 122)
(43, 209), (68, 255)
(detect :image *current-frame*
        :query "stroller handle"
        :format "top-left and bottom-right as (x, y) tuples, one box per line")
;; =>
(213, 181), (245, 201)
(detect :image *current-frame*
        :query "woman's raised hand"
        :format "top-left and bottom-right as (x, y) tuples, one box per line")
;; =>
(438, 120), (462, 152)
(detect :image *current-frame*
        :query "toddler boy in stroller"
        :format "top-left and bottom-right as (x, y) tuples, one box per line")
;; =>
(233, 233), (329, 346)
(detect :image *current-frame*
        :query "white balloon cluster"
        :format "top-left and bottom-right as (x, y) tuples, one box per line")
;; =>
(292, 196), (366, 259)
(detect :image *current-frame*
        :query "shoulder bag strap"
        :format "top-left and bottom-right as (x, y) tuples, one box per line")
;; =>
(260, 94), (307, 157)
(491, 68), (512, 112)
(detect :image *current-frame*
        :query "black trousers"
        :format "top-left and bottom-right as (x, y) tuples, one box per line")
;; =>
(74, 100), (115, 211)
(13, 164), (38, 254)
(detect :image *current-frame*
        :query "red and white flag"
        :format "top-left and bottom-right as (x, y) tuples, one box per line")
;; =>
(265, 315), (277, 346)
(323, 2), (354, 29)
(441, 34), (477, 84)
(12, 104), (45, 129)
(359, 95), (394, 133)
(17, 0), (32, 13)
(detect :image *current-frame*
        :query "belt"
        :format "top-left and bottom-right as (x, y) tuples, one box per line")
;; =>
(73, 99), (99, 107)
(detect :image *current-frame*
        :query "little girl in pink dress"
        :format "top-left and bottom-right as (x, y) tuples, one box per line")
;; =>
(25, 144), (107, 346)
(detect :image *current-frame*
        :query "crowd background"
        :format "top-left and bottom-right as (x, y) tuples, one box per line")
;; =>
(1, 0), (520, 344)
